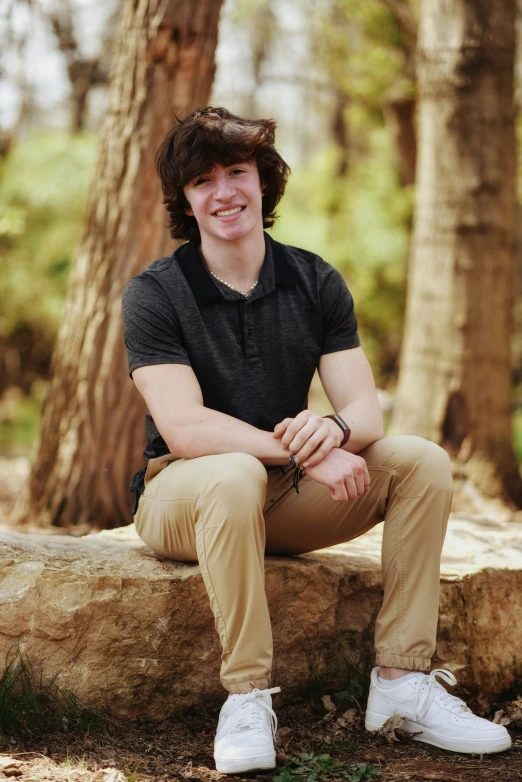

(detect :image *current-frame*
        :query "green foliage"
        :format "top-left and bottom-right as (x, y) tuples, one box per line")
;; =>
(0, 132), (96, 443)
(335, 678), (364, 705)
(0, 131), (96, 339)
(300, 632), (345, 702)
(313, 0), (406, 107)
(327, 736), (360, 754)
(272, 132), (410, 382)
(0, 651), (112, 740)
(0, 386), (43, 449)
(299, 627), (371, 707)
(274, 752), (379, 782)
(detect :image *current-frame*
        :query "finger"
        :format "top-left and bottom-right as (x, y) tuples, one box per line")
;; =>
(355, 457), (371, 490)
(281, 413), (314, 449)
(289, 414), (329, 453)
(274, 418), (292, 441)
(291, 426), (329, 462)
(344, 474), (358, 501)
(301, 436), (337, 468)
(353, 469), (366, 497)
(330, 479), (348, 502)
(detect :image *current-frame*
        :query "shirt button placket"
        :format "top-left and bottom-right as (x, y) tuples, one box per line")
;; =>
(244, 304), (258, 363)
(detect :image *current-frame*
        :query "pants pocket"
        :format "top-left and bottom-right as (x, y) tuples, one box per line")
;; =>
(142, 453), (181, 497)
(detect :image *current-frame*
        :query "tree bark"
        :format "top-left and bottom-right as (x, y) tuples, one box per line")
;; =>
(13, 0), (225, 531)
(381, 0), (418, 186)
(390, 0), (522, 506)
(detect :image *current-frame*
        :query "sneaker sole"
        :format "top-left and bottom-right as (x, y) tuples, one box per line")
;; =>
(365, 711), (512, 755)
(214, 753), (276, 774)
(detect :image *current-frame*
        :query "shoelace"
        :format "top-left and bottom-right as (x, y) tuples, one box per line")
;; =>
(230, 686), (281, 739)
(413, 669), (472, 722)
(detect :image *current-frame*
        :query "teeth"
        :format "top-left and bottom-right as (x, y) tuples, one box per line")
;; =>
(215, 207), (243, 217)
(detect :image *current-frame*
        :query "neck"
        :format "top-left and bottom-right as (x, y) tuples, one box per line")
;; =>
(199, 225), (266, 288)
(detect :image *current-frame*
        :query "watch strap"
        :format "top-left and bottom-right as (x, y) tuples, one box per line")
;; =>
(324, 414), (351, 447)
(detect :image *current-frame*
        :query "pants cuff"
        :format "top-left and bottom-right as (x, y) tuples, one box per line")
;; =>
(221, 675), (272, 694)
(376, 653), (431, 672)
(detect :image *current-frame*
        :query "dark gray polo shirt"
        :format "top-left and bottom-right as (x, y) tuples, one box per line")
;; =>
(121, 232), (360, 514)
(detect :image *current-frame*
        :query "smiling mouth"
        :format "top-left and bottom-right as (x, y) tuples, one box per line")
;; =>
(213, 206), (246, 217)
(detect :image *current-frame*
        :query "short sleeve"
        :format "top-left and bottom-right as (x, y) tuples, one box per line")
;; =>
(320, 267), (361, 354)
(121, 274), (191, 378)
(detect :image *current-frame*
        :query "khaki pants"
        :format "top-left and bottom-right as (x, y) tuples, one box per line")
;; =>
(134, 435), (453, 694)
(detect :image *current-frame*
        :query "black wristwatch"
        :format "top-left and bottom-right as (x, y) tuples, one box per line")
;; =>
(324, 414), (351, 447)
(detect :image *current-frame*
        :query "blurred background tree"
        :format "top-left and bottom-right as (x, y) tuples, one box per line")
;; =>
(390, 0), (522, 506)
(2, 0), (522, 525)
(8, 0), (226, 530)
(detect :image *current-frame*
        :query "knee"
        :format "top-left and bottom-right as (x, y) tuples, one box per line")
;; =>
(388, 435), (453, 493)
(203, 452), (268, 500)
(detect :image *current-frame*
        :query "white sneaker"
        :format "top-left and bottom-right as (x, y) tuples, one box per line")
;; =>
(214, 686), (281, 774)
(365, 667), (511, 754)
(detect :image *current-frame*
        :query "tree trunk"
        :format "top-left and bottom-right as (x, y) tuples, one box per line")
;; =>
(381, 0), (418, 187)
(390, 0), (522, 506)
(13, 0), (225, 531)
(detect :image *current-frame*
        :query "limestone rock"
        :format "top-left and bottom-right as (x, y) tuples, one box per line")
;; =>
(0, 514), (521, 719)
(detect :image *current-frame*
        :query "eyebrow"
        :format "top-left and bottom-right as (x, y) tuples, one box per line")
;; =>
(192, 163), (248, 181)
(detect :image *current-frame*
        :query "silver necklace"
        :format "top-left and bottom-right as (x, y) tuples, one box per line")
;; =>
(208, 269), (259, 298)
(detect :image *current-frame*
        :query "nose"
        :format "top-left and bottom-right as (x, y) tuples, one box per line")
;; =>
(213, 173), (236, 201)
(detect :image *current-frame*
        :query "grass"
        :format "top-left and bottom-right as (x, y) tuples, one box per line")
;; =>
(274, 752), (379, 781)
(124, 764), (144, 782)
(326, 736), (360, 754)
(0, 651), (113, 741)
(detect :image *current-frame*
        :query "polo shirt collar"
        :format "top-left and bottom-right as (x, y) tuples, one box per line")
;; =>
(176, 232), (299, 307)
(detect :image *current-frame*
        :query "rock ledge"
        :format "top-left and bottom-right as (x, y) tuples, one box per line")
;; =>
(1, 515), (521, 719)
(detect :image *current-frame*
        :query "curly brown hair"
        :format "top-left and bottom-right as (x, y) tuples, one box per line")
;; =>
(155, 107), (291, 242)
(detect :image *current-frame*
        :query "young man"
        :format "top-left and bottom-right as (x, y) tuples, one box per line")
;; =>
(121, 107), (511, 773)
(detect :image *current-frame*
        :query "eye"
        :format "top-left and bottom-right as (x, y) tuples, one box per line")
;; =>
(194, 177), (209, 186)
(231, 168), (246, 175)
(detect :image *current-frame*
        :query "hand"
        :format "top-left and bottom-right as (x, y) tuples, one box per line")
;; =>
(273, 409), (343, 468)
(303, 448), (370, 502)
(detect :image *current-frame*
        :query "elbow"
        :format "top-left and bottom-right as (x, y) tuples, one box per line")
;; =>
(163, 408), (202, 459)
(164, 427), (192, 460)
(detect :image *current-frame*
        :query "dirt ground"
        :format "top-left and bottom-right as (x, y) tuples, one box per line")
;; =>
(0, 697), (521, 782)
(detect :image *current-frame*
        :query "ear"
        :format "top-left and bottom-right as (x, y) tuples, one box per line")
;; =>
(185, 207), (194, 217)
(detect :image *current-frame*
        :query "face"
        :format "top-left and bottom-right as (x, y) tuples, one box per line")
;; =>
(183, 160), (265, 244)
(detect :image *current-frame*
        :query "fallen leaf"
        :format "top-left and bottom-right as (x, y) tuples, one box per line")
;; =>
(505, 699), (522, 727)
(276, 727), (292, 740)
(321, 694), (336, 713)
(377, 714), (411, 743)
(337, 707), (357, 728)
(276, 726), (293, 751)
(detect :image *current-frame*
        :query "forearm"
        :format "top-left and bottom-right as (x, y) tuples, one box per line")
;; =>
(336, 396), (384, 454)
(164, 404), (291, 465)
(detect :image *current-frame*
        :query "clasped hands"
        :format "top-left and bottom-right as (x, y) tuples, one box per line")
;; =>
(273, 409), (370, 503)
